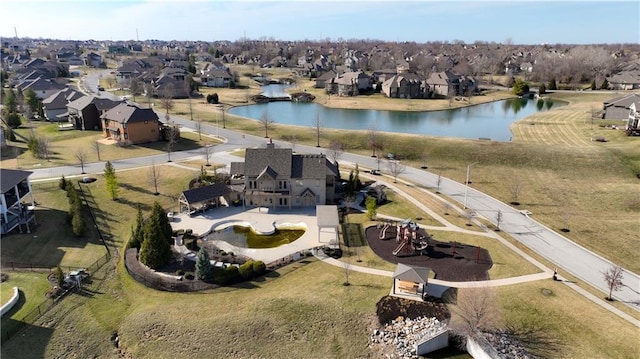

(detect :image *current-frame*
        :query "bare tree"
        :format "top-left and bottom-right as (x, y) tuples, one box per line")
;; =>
(74, 149), (88, 174)
(495, 210), (503, 231)
(328, 140), (344, 178)
(159, 84), (175, 114)
(38, 137), (50, 161)
(387, 160), (406, 183)
(442, 201), (452, 215)
(342, 255), (352, 286)
(148, 162), (162, 195)
(603, 265), (624, 301)
(436, 173), (443, 193)
(92, 141), (102, 161)
(202, 144), (214, 167)
(259, 108), (275, 138)
(450, 287), (502, 347)
(195, 117), (203, 140)
(129, 78), (141, 102)
(464, 209), (474, 226)
(313, 110), (322, 147)
(509, 178), (524, 205)
(421, 149), (429, 169)
(368, 124), (382, 157)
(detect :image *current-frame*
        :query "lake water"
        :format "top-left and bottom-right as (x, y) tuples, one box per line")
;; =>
(229, 90), (562, 142)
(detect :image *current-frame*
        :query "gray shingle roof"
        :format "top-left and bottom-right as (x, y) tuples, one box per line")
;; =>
(181, 183), (230, 205)
(100, 103), (159, 124)
(244, 146), (292, 177)
(1, 169), (32, 194)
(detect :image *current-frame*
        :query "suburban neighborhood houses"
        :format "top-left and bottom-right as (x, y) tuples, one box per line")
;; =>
(1, 33), (639, 359)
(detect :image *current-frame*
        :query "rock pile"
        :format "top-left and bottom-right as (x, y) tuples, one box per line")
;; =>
(369, 316), (448, 359)
(482, 330), (531, 359)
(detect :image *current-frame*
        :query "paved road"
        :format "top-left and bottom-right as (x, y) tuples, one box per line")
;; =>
(28, 83), (640, 310)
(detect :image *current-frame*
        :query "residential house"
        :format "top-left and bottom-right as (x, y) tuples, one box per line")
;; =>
(606, 70), (640, 90)
(1, 169), (36, 235)
(67, 96), (122, 131)
(115, 58), (157, 85)
(426, 71), (476, 98)
(83, 52), (103, 68)
(54, 51), (84, 66)
(16, 77), (66, 100)
(326, 71), (372, 97)
(626, 103), (640, 135)
(200, 68), (232, 88)
(314, 70), (337, 88)
(101, 103), (161, 145)
(229, 140), (339, 209)
(602, 94), (640, 120)
(42, 88), (84, 121)
(151, 68), (189, 98)
(371, 69), (398, 84)
(381, 73), (429, 99)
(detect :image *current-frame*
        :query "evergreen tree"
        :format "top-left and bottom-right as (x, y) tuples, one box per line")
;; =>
(538, 83), (546, 95)
(25, 89), (41, 113)
(366, 196), (377, 220)
(195, 247), (212, 280)
(354, 164), (361, 190)
(104, 161), (119, 200)
(590, 80), (597, 90)
(600, 78), (609, 90)
(512, 78), (530, 96)
(6, 113), (21, 129)
(72, 208), (85, 236)
(54, 266), (65, 287)
(150, 201), (172, 244)
(548, 78), (557, 90)
(129, 205), (145, 249)
(3, 89), (17, 114)
(139, 215), (171, 269)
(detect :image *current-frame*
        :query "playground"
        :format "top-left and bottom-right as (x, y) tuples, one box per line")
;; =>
(365, 220), (493, 282)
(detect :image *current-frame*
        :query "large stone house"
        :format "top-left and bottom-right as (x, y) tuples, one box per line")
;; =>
(326, 71), (372, 97)
(426, 71), (477, 98)
(1, 169), (36, 235)
(381, 73), (429, 99)
(101, 103), (161, 145)
(229, 141), (339, 209)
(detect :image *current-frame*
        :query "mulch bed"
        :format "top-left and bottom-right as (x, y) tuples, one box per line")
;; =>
(365, 225), (492, 282)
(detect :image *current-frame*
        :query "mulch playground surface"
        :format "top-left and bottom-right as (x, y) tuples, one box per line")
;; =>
(365, 225), (493, 282)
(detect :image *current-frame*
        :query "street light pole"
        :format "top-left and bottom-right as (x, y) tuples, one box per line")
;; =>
(463, 162), (479, 209)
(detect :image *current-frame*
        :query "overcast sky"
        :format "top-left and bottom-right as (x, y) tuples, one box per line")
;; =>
(1, 0), (638, 44)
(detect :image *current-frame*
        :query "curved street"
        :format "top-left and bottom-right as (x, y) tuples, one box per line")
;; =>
(27, 76), (640, 315)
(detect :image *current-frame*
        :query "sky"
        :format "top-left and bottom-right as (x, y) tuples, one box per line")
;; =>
(1, 0), (639, 45)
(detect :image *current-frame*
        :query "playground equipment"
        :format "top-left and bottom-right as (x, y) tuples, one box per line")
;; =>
(378, 223), (391, 239)
(393, 219), (429, 257)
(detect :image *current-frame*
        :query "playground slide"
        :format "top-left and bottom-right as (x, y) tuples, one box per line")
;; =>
(379, 223), (390, 239)
(392, 241), (408, 256)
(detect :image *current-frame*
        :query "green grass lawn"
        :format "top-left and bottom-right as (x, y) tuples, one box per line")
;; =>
(0, 271), (52, 342)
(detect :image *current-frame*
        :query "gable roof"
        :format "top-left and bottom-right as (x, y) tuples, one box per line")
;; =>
(101, 103), (159, 124)
(244, 145), (293, 178)
(67, 96), (123, 112)
(393, 263), (431, 284)
(180, 183), (230, 205)
(1, 169), (33, 193)
(42, 88), (83, 109)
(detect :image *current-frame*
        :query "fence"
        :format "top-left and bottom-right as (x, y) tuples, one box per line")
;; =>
(1, 251), (111, 344)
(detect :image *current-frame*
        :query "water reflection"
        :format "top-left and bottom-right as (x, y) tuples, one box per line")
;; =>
(229, 97), (562, 142)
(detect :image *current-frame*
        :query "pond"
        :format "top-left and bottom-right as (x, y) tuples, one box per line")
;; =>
(228, 97), (562, 142)
(207, 223), (306, 249)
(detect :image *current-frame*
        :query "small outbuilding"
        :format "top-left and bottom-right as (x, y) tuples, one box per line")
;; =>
(178, 184), (230, 214)
(392, 263), (431, 299)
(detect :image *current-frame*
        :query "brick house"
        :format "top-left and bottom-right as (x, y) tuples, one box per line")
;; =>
(101, 103), (161, 145)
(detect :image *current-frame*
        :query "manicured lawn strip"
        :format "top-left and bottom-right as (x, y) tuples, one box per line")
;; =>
(0, 184), (106, 269)
(0, 271), (51, 341)
(494, 281), (638, 358)
(378, 189), (441, 226)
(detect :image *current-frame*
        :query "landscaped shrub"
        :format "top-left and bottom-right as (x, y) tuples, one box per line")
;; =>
(213, 265), (241, 285)
(238, 261), (254, 279)
(184, 273), (194, 280)
(176, 269), (185, 276)
(54, 266), (65, 287)
(252, 260), (266, 276)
